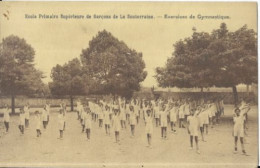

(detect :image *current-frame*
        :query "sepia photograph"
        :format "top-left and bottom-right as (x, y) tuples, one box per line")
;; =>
(0, 1), (258, 167)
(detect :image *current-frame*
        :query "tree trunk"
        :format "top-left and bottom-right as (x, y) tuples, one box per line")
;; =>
(232, 85), (238, 106)
(246, 84), (250, 96)
(70, 95), (74, 111)
(11, 94), (15, 114)
(200, 87), (203, 92)
(113, 94), (116, 104)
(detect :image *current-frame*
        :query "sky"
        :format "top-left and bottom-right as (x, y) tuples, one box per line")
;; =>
(0, 2), (257, 88)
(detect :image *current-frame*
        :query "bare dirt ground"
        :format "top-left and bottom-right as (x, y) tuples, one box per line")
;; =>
(0, 105), (258, 168)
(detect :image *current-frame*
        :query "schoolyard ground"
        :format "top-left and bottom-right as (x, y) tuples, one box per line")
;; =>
(0, 105), (258, 168)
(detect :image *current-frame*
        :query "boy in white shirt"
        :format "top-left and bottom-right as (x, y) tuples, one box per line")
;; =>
(220, 98), (224, 115)
(98, 104), (104, 128)
(154, 103), (160, 127)
(112, 109), (121, 143)
(46, 103), (50, 125)
(129, 105), (137, 137)
(170, 103), (178, 133)
(145, 109), (154, 148)
(178, 103), (185, 128)
(81, 109), (86, 133)
(184, 101), (190, 121)
(239, 99), (250, 136)
(63, 107), (67, 131)
(125, 103), (130, 124)
(187, 108), (200, 154)
(24, 104), (30, 128)
(85, 109), (92, 140)
(3, 105), (10, 133)
(197, 106), (206, 142)
(120, 104), (126, 129)
(42, 105), (48, 129)
(79, 104), (84, 124)
(203, 102), (211, 135)
(160, 104), (168, 139)
(134, 103), (140, 125)
(19, 108), (25, 135)
(104, 106), (112, 136)
(35, 111), (42, 137)
(58, 109), (65, 139)
(76, 100), (81, 120)
(233, 107), (250, 155)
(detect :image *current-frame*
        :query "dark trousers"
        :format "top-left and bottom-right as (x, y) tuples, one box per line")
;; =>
(47, 116), (50, 124)
(155, 118), (160, 127)
(130, 125), (135, 136)
(86, 128), (91, 139)
(25, 119), (29, 128)
(4, 121), (9, 132)
(161, 127), (167, 138)
(19, 125), (24, 134)
(99, 119), (103, 127)
(63, 122), (66, 131)
(36, 129), (41, 137)
(82, 124), (85, 132)
(77, 111), (80, 120)
(43, 121), (47, 129)
(59, 130), (63, 138)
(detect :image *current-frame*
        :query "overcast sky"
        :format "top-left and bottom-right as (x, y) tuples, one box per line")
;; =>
(0, 2), (257, 88)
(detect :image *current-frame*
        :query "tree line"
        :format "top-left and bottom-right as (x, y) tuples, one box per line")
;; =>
(155, 23), (257, 106)
(0, 23), (257, 113)
(0, 30), (147, 113)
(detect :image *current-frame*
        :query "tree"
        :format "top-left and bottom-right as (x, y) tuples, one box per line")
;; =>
(155, 23), (257, 105)
(80, 30), (147, 98)
(49, 58), (89, 111)
(210, 24), (257, 105)
(0, 35), (45, 113)
(155, 29), (214, 90)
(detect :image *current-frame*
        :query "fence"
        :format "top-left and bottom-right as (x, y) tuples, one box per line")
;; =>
(0, 91), (257, 108)
(133, 91), (257, 105)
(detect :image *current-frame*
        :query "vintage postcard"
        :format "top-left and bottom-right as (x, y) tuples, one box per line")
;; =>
(0, 1), (258, 168)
